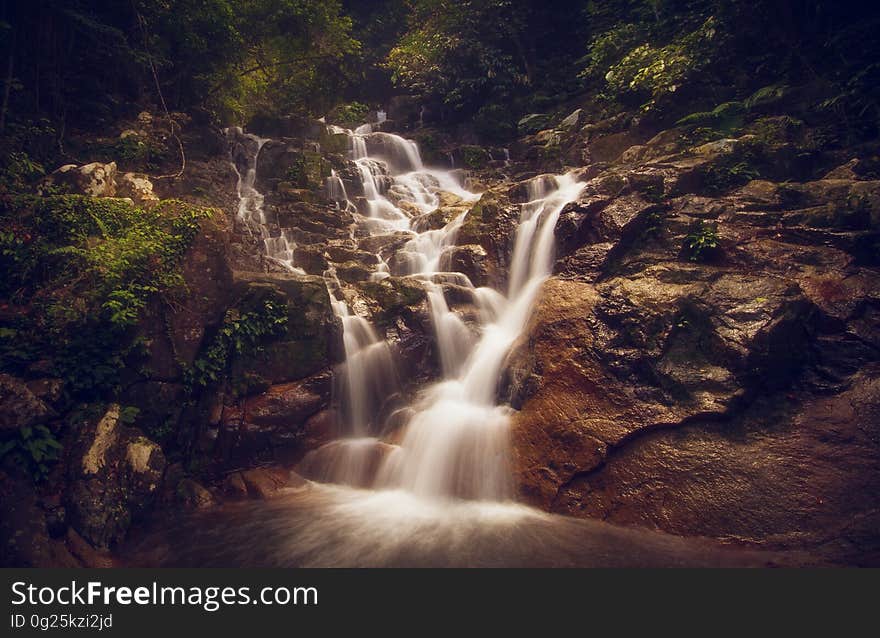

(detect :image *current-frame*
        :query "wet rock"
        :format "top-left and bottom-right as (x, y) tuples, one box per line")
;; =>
(241, 467), (293, 499)
(175, 478), (217, 511)
(0, 373), (55, 431)
(65, 404), (166, 548)
(508, 268), (819, 510)
(230, 272), (341, 384)
(325, 245), (378, 266)
(553, 369), (880, 562)
(442, 245), (490, 287)
(292, 245), (330, 275)
(297, 439), (397, 488)
(456, 190), (519, 287)
(244, 378), (326, 428)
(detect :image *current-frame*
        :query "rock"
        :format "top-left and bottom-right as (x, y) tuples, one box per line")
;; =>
(518, 114), (551, 135)
(24, 378), (64, 406)
(508, 268), (819, 510)
(175, 478), (216, 511)
(553, 368), (880, 562)
(65, 404), (166, 548)
(297, 439), (396, 488)
(256, 141), (329, 193)
(142, 211), (232, 378)
(335, 261), (372, 283)
(43, 162), (117, 197)
(0, 373), (55, 431)
(116, 172), (158, 204)
(0, 472), (75, 567)
(456, 190), (519, 288)
(223, 472), (249, 499)
(325, 245), (378, 266)
(243, 378), (326, 428)
(292, 244), (330, 275)
(450, 145), (490, 169)
(442, 245), (490, 287)
(65, 528), (114, 568)
(559, 109), (584, 131)
(245, 113), (324, 140)
(240, 467), (293, 499)
(229, 272), (340, 385)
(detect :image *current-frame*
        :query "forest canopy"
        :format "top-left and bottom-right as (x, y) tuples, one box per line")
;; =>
(1, 0), (878, 144)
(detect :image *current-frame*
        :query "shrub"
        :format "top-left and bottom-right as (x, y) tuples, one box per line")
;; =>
(684, 222), (720, 261)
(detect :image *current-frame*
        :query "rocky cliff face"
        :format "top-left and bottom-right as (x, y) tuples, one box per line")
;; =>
(502, 117), (880, 564)
(3, 95), (879, 566)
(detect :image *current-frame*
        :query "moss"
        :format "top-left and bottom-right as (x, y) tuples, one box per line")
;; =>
(359, 277), (426, 322)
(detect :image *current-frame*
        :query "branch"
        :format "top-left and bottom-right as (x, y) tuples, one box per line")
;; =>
(135, 8), (186, 180)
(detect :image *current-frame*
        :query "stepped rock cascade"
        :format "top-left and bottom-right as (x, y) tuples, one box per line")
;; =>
(229, 119), (584, 504)
(226, 127), (304, 273)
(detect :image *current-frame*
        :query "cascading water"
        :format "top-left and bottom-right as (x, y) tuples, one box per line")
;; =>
(140, 116), (787, 569)
(226, 127), (304, 273)
(298, 122), (586, 502)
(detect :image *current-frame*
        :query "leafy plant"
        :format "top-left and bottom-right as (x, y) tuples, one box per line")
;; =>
(0, 195), (213, 397)
(0, 425), (63, 481)
(186, 296), (288, 389)
(684, 222), (720, 262)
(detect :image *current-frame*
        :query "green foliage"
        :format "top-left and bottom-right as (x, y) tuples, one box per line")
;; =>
(684, 222), (720, 262)
(384, 0), (589, 132)
(0, 152), (46, 192)
(602, 17), (718, 113)
(0, 195), (212, 397)
(327, 102), (370, 126)
(186, 297), (289, 390)
(0, 425), (63, 482)
(677, 101), (745, 132)
(105, 134), (169, 172)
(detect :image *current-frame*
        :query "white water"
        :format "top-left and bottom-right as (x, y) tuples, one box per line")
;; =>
(229, 119), (585, 504)
(226, 127), (305, 273)
(310, 125), (584, 502)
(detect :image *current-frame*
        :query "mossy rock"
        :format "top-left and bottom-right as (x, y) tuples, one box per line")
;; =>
(229, 273), (340, 383)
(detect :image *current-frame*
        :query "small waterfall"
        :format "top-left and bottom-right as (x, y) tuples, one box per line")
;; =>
(328, 292), (398, 436)
(225, 126), (304, 274)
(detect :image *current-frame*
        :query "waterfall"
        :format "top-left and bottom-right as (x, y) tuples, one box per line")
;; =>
(231, 120), (584, 503)
(225, 127), (305, 274)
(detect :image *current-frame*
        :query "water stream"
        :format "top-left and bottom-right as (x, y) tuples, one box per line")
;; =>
(154, 120), (794, 567)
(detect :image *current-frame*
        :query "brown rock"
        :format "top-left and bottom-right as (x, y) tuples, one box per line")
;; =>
(241, 467), (292, 499)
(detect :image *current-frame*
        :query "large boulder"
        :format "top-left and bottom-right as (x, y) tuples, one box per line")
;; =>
(43, 162), (117, 197)
(229, 272), (341, 385)
(508, 269), (818, 510)
(142, 211), (233, 379)
(117, 172), (158, 205)
(65, 404), (166, 548)
(553, 368), (880, 562)
(455, 190), (519, 288)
